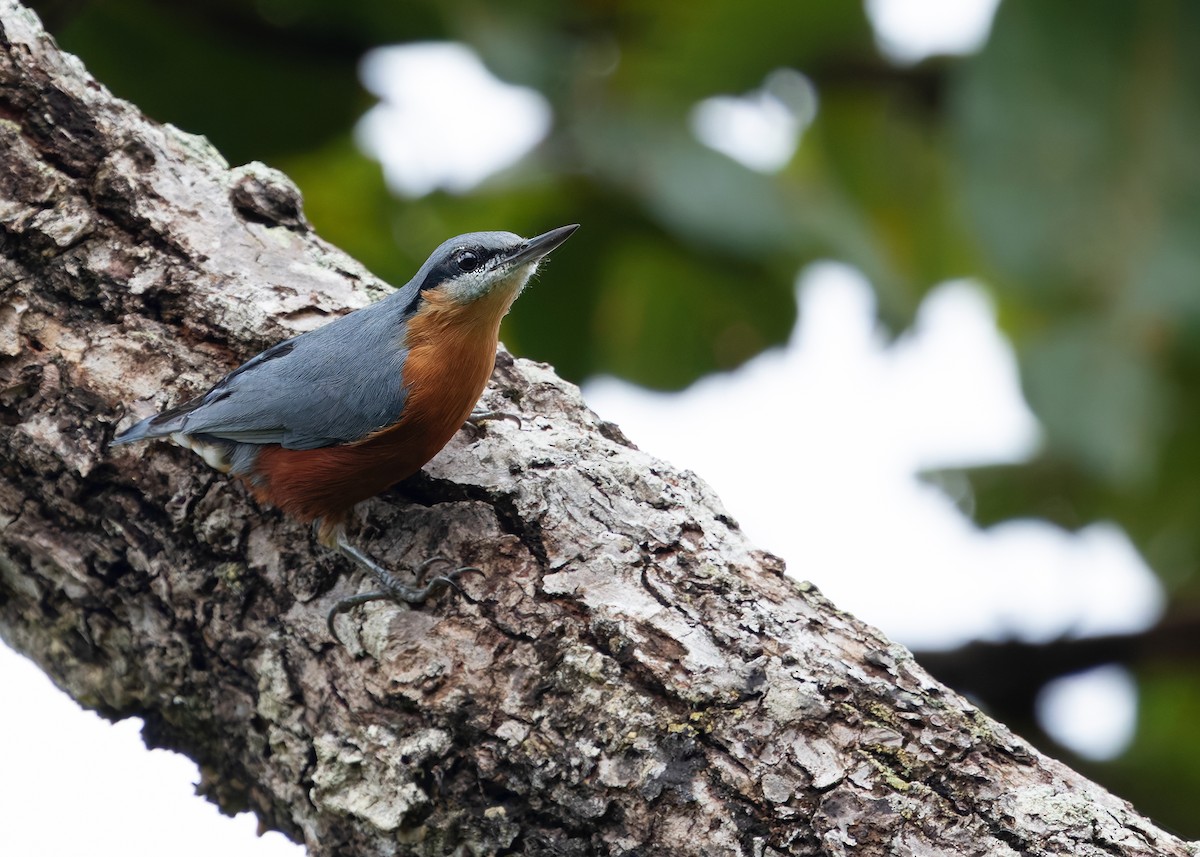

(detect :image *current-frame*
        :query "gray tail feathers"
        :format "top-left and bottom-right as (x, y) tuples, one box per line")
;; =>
(111, 414), (175, 446)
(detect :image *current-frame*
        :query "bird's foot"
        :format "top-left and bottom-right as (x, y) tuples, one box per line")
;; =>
(327, 536), (483, 644)
(466, 408), (522, 430)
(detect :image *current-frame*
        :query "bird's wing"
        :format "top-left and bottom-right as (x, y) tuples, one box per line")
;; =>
(114, 303), (411, 450)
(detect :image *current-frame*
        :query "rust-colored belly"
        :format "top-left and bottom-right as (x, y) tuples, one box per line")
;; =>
(250, 415), (460, 527)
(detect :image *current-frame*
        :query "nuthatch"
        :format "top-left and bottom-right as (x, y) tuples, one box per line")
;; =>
(112, 224), (578, 640)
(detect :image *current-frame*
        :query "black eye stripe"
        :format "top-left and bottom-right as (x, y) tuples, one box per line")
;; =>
(416, 246), (502, 297)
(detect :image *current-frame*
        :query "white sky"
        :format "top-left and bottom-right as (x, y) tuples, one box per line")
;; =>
(2, 1), (1158, 853)
(356, 43), (551, 197)
(867, 0), (1002, 63)
(1037, 665), (1139, 762)
(691, 69), (819, 173)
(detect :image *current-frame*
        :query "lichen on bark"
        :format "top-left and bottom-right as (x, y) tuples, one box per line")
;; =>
(1, 2), (1196, 855)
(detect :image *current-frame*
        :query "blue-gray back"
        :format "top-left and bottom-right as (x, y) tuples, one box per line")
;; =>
(121, 287), (417, 450)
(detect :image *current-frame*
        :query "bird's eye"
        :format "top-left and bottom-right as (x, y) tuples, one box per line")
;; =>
(456, 250), (482, 273)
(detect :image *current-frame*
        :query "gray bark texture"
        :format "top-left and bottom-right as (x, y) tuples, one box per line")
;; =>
(0, 3), (1195, 855)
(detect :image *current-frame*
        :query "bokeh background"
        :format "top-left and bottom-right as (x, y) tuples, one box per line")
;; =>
(4, 0), (1200, 852)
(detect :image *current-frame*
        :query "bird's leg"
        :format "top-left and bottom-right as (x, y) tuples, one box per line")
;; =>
(466, 407), (522, 430)
(326, 528), (482, 643)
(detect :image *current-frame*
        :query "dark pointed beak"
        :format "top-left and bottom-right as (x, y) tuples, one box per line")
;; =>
(506, 224), (579, 268)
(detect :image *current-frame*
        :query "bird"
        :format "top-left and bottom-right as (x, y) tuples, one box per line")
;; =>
(112, 224), (578, 641)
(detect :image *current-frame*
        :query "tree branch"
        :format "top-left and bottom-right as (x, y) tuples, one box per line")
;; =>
(0, 3), (1193, 855)
(915, 611), (1200, 723)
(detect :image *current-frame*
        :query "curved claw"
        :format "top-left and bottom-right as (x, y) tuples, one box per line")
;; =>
(432, 565), (484, 595)
(414, 555), (453, 578)
(327, 591), (391, 644)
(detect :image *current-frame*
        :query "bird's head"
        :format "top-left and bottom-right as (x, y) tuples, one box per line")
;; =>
(407, 224), (579, 310)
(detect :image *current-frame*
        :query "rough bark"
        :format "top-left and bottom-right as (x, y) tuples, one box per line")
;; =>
(0, 3), (1194, 856)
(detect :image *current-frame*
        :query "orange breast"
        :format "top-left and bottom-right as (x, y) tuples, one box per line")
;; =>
(247, 284), (517, 539)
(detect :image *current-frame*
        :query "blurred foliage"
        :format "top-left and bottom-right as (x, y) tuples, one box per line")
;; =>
(1099, 665), (1200, 836)
(26, 0), (1200, 837)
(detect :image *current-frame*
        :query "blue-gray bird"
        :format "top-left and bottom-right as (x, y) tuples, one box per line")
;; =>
(112, 225), (579, 638)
